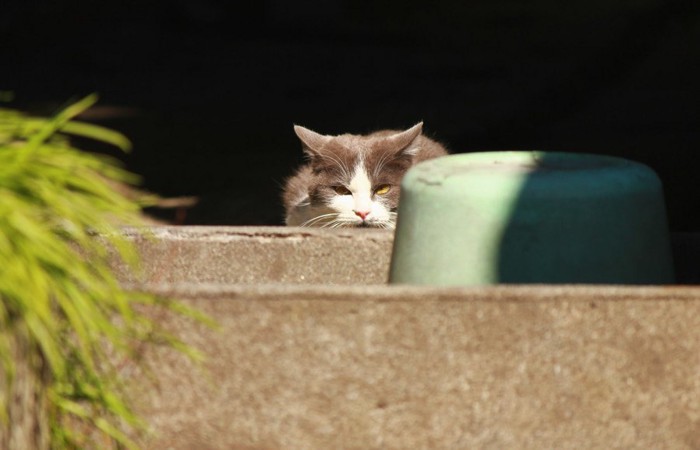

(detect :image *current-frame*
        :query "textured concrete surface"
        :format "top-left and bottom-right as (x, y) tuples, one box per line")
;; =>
(122, 226), (699, 285)
(121, 226), (393, 285)
(131, 284), (700, 450)
(117, 227), (700, 449)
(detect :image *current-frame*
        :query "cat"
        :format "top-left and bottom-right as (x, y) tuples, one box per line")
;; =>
(282, 122), (448, 228)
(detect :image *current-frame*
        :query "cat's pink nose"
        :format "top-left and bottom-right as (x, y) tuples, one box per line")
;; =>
(354, 210), (370, 220)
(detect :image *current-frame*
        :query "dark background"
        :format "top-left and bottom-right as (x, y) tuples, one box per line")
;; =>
(2, 0), (700, 229)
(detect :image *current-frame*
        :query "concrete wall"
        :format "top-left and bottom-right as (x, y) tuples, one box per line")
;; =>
(121, 227), (700, 449)
(122, 227), (393, 285)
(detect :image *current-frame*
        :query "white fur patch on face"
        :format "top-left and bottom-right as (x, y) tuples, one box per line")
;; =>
(349, 161), (372, 213)
(329, 160), (392, 226)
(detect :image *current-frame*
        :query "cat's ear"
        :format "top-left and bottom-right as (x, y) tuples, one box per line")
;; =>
(294, 125), (331, 158)
(387, 122), (423, 156)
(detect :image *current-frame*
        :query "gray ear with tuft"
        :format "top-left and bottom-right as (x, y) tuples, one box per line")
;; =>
(386, 122), (423, 156)
(294, 125), (332, 159)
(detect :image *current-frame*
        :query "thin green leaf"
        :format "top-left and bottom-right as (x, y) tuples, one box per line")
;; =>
(1, 96), (211, 450)
(61, 121), (132, 152)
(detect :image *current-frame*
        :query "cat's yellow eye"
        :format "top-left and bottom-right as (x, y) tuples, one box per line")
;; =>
(333, 185), (351, 195)
(374, 184), (391, 195)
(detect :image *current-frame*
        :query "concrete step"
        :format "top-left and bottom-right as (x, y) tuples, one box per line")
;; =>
(119, 227), (700, 449)
(121, 226), (700, 285)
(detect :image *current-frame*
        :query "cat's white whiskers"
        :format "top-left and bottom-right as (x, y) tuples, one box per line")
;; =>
(375, 219), (395, 230)
(327, 219), (350, 229)
(301, 213), (339, 227)
(371, 211), (398, 230)
(322, 215), (365, 229)
(324, 219), (341, 229)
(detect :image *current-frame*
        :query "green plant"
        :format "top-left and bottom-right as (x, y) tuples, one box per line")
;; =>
(0, 95), (201, 449)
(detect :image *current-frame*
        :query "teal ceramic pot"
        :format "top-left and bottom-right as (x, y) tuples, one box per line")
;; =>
(389, 151), (675, 285)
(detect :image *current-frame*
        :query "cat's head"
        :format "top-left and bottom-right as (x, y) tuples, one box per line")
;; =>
(294, 122), (423, 228)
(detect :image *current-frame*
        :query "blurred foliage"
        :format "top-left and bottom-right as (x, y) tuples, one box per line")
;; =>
(0, 95), (203, 449)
